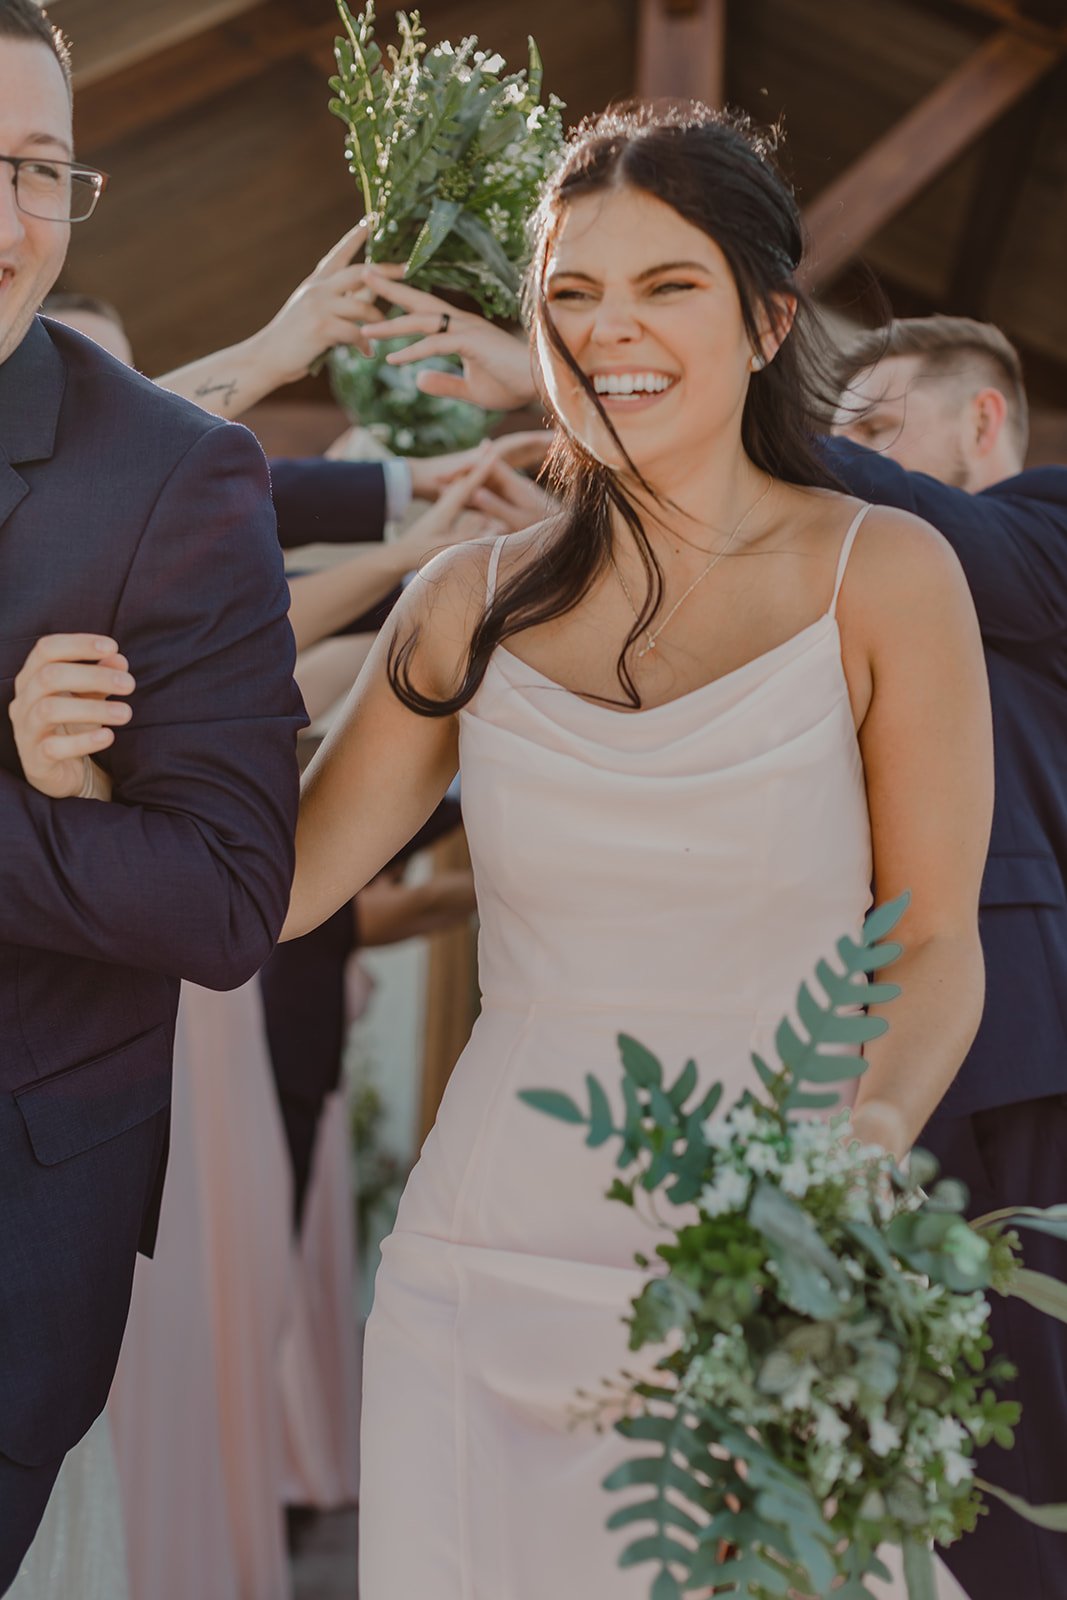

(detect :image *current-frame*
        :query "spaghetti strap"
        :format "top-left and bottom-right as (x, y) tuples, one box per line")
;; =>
(828, 503), (872, 619)
(485, 533), (508, 607)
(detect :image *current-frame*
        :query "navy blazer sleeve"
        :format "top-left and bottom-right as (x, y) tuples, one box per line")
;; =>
(270, 458), (387, 549)
(824, 438), (1067, 647)
(0, 423), (306, 988)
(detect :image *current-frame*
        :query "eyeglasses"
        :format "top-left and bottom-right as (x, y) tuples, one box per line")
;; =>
(0, 155), (108, 223)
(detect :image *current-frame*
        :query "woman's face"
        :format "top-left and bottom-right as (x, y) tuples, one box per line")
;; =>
(537, 183), (765, 476)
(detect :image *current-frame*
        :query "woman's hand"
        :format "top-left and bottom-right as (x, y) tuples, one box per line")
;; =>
(406, 430), (551, 500)
(9, 634), (133, 799)
(466, 456), (557, 534)
(246, 222), (406, 387)
(359, 272), (538, 411)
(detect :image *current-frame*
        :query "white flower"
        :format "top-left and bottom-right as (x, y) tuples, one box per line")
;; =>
(780, 1362), (817, 1413)
(779, 1159), (812, 1198)
(825, 1375), (860, 1407)
(812, 1403), (850, 1449)
(746, 1141), (781, 1176)
(943, 1450), (974, 1487)
(729, 1104), (759, 1138)
(702, 1115), (735, 1150)
(869, 1416), (902, 1458)
(932, 1417), (968, 1453)
(700, 1167), (750, 1217)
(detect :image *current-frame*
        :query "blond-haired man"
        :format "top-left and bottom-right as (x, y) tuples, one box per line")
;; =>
(832, 316), (1067, 1600)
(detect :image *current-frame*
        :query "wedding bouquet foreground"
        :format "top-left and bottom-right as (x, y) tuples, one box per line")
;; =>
(521, 896), (1067, 1599)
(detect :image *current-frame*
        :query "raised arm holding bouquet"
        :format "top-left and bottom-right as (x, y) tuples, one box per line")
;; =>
(325, 1), (561, 454)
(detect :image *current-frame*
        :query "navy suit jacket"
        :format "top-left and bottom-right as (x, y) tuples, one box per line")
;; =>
(270, 456), (386, 549)
(827, 439), (1067, 1120)
(0, 317), (305, 1466)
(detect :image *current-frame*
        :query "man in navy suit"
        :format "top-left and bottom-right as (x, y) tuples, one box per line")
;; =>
(830, 315), (1067, 1600)
(0, 3), (304, 1583)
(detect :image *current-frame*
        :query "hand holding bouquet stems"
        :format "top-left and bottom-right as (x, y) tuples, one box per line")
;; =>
(360, 272), (539, 412)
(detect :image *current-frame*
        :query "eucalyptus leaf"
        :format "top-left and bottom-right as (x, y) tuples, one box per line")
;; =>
(861, 890), (911, 943)
(749, 1182), (849, 1288)
(516, 1087), (584, 1124)
(405, 197), (462, 275)
(1004, 1266), (1067, 1324)
(976, 1477), (1067, 1531)
(606, 1497), (702, 1537)
(668, 1058), (698, 1111)
(901, 1537), (938, 1600)
(617, 1533), (692, 1569)
(585, 1075), (614, 1148)
(972, 1204), (1067, 1243)
(618, 1034), (664, 1089)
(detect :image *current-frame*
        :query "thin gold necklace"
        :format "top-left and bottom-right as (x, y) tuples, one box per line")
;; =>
(613, 475), (773, 660)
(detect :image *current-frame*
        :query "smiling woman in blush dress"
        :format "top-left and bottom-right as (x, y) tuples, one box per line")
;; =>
(16, 105), (993, 1599)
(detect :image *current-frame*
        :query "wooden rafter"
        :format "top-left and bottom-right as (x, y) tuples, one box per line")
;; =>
(636, 0), (727, 105)
(803, 27), (1062, 292)
(73, 1), (337, 154)
(946, 72), (1056, 316)
(52, 0), (269, 90)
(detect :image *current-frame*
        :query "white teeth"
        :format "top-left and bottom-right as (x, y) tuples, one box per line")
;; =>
(591, 372), (674, 396)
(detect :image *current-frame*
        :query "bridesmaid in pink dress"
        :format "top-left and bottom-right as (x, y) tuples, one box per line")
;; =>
(282, 105), (993, 1598)
(108, 978), (294, 1600)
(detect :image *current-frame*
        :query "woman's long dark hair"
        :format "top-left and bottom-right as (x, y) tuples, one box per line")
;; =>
(389, 100), (846, 715)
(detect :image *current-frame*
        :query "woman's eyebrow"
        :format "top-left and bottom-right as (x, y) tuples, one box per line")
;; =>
(547, 260), (713, 285)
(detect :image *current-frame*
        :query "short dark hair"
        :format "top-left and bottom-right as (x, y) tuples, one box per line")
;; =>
(838, 315), (1029, 459)
(43, 291), (125, 330)
(0, 0), (71, 84)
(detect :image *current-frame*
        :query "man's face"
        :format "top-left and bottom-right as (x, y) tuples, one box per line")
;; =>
(833, 352), (974, 489)
(0, 38), (72, 367)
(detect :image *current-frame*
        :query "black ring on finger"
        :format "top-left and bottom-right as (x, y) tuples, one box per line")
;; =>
(438, 312), (451, 334)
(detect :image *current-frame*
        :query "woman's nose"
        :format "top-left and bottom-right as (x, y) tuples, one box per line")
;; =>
(589, 296), (642, 345)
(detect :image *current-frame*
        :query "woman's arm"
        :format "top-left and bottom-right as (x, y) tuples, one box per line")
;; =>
(156, 224), (401, 418)
(282, 539), (491, 941)
(843, 508), (994, 1156)
(359, 866), (477, 946)
(286, 453), (503, 652)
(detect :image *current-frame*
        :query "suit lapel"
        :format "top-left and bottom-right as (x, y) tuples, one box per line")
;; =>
(0, 460), (27, 528)
(0, 317), (66, 530)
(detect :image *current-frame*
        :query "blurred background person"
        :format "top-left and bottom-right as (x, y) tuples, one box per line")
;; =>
(830, 315), (1067, 1600)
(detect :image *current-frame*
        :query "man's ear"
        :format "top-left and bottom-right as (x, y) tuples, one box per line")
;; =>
(972, 386), (1008, 458)
(755, 293), (798, 366)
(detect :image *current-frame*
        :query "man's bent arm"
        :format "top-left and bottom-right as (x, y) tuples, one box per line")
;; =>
(825, 437), (1067, 647)
(0, 424), (306, 988)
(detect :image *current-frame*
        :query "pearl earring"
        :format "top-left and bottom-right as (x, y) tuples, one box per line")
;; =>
(750, 353), (767, 372)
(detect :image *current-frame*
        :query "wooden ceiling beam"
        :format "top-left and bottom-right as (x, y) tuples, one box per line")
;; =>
(946, 72), (1056, 317)
(51, 0), (269, 90)
(73, 2), (337, 155)
(930, 0), (1067, 46)
(803, 27), (1061, 292)
(636, 0), (726, 105)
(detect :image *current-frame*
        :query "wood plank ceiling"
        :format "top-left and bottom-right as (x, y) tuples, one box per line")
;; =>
(56, 0), (1066, 417)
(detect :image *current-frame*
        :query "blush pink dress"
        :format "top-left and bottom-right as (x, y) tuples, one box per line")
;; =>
(358, 511), (968, 1599)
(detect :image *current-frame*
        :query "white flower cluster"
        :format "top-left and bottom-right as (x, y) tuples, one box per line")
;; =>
(698, 1103), (895, 1226)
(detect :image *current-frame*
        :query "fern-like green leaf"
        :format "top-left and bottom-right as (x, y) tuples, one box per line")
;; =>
(619, 1034), (664, 1089)
(516, 1088), (583, 1124)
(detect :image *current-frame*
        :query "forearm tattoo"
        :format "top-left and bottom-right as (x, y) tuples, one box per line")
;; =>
(193, 376), (240, 410)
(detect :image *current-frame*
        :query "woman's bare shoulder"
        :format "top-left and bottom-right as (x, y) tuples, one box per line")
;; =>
(387, 518), (561, 695)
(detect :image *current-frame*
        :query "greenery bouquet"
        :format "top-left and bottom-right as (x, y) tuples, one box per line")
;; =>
(521, 895), (1067, 1599)
(327, 1), (564, 455)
